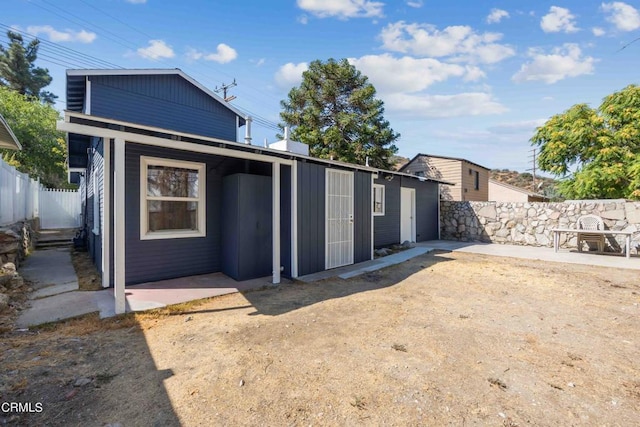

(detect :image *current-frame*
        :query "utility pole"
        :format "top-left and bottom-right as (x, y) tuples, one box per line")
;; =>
(526, 148), (537, 191)
(214, 78), (237, 102)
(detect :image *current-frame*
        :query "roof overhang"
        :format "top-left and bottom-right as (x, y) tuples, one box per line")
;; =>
(66, 68), (247, 127)
(0, 114), (22, 150)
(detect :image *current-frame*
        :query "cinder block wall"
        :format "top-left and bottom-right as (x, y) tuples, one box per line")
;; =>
(440, 200), (640, 253)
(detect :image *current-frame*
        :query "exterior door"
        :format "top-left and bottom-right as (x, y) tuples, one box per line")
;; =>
(325, 169), (354, 269)
(400, 187), (416, 243)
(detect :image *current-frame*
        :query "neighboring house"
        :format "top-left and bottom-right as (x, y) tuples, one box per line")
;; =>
(0, 113), (22, 150)
(488, 179), (548, 202)
(400, 154), (489, 201)
(58, 69), (446, 314)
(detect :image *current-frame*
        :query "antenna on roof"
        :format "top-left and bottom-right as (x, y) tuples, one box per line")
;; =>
(214, 78), (237, 102)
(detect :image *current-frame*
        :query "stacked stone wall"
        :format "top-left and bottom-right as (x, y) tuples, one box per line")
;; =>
(440, 200), (640, 253)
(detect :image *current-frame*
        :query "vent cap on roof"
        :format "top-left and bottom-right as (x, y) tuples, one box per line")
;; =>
(268, 127), (309, 156)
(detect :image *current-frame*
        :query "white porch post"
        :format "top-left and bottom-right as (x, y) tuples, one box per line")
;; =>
(114, 137), (126, 314)
(272, 162), (281, 284)
(291, 161), (298, 278)
(102, 138), (111, 288)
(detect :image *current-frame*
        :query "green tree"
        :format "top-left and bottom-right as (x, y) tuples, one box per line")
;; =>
(279, 58), (399, 169)
(531, 84), (640, 200)
(0, 87), (66, 187)
(0, 31), (56, 104)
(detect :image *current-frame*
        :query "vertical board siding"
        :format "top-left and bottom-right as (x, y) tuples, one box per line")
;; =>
(354, 170), (372, 263)
(297, 162), (325, 276)
(90, 75), (238, 141)
(280, 165), (292, 278)
(373, 177), (400, 248)
(399, 177), (440, 242)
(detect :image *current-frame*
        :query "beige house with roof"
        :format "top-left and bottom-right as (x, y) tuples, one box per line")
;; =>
(400, 154), (489, 201)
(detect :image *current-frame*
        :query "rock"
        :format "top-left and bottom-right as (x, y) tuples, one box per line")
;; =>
(599, 209), (625, 220)
(74, 377), (92, 387)
(478, 205), (497, 220)
(374, 248), (390, 257)
(401, 241), (415, 249)
(1, 262), (16, 274)
(9, 276), (24, 290)
(0, 273), (12, 287)
(0, 293), (9, 312)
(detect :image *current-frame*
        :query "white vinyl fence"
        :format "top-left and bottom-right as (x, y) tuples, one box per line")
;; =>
(39, 188), (81, 229)
(0, 157), (81, 229)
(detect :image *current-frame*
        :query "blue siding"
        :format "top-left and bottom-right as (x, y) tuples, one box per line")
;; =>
(90, 74), (238, 141)
(374, 177), (400, 248)
(297, 162), (326, 276)
(354, 171), (372, 263)
(124, 143), (273, 284)
(374, 176), (439, 247)
(399, 177), (440, 242)
(280, 165), (292, 278)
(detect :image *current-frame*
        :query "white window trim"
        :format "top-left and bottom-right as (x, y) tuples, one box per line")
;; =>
(92, 164), (100, 235)
(373, 184), (385, 216)
(140, 156), (206, 240)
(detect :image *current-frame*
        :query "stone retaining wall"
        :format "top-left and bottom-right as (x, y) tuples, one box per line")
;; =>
(440, 200), (640, 253)
(0, 218), (39, 267)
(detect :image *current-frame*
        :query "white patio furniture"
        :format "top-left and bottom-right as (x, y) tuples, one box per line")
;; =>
(577, 214), (605, 253)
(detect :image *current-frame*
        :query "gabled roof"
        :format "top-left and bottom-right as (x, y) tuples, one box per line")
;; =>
(400, 153), (490, 172)
(66, 68), (246, 126)
(0, 113), (21, 150)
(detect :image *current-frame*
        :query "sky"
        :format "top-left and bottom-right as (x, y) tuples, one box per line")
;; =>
(3, 0), (640, 173)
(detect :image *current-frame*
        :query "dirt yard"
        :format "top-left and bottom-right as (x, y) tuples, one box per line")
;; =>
(1, 251), (639, 426)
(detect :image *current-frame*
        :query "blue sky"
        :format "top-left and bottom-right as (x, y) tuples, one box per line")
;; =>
(3, 0), (640, 172)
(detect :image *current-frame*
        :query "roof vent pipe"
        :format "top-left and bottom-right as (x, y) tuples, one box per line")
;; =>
(365, 156), (370, 167)
(263, 138), (268, 148)
(244, 116), (252, 144)
(284, 126), (290, 142)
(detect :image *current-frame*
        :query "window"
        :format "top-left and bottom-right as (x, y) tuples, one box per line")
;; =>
(373, 184), (385, 216)
(140, 156), (206, 240)
(474, 170), (480, 190)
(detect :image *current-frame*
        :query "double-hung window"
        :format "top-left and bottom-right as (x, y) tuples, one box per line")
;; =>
(373, 184), (385, 216)
(140, 156), (206, 239)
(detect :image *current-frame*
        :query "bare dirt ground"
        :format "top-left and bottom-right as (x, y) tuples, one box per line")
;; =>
(1, 250), (639, 426)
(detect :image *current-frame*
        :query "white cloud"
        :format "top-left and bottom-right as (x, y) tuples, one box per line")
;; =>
(297, 14), (309, 24)
(254, 58), (266, 67)
(349, 54), (483, 94)
(26, 25), (96, 43)
(487, 9), (509, 24)
(137, 40), (174, 60)
(540, 6), (579, 33)
(275, 62), (308, 89)
(380, 21), (515, 64)
(512, 44), (595, 84)
(602, 2), (640, 31)
(592, 27), (606, 36)
(406, 0), (423, 8)
(189, 43), (237, 64)
(297, 0), (384, 19)
(384, 92), (508, 118)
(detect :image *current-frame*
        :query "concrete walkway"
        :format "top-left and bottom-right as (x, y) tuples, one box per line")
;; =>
(15, 239), (639, 328)
(420, 240), (640, 270)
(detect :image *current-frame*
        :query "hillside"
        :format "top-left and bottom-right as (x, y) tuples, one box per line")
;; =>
(490, 169), (557, 194)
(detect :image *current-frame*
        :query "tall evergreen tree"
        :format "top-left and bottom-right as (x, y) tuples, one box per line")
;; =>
(279, 58), (399, 169)
(0, 31), (57, 104)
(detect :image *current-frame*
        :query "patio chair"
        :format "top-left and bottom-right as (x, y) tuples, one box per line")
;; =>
(577, 214), (605, 253)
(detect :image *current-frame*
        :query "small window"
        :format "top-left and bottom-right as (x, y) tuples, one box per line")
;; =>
(140, 156), (206, 240)
(373, 184), (385, 216)
(474, 170), (480, 190)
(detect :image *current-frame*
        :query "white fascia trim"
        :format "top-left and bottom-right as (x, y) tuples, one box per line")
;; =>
(139, 156), (206, 240)
(85, 77), (91, 115)
(67, 69), (246, 121)
(58, 118), (293, 166)
(370, 174), (374, 260)
(102, 138), (111, 288)
(291, 161), (298, 278)
(0, 113), (22, 150)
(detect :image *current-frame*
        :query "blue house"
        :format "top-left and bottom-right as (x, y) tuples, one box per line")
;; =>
(59, 69), (444, 314)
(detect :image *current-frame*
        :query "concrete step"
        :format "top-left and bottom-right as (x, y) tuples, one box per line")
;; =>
(36, 240), (73, 249)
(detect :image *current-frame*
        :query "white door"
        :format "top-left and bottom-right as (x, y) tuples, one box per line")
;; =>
(325, 169), (354, 269)
(400, 187), (416, 243)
